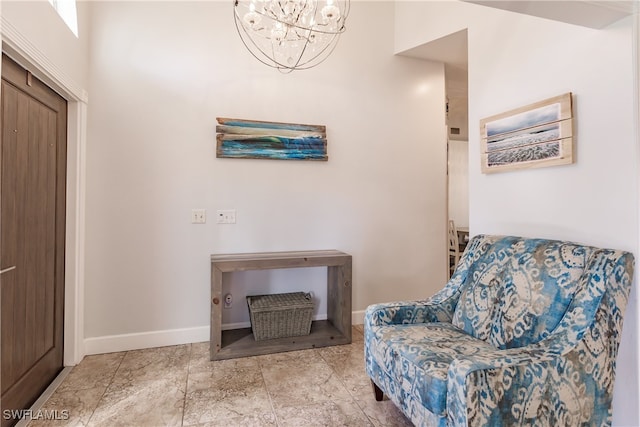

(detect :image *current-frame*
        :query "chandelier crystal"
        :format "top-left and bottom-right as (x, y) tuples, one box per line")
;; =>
(233, 0), (350, 72)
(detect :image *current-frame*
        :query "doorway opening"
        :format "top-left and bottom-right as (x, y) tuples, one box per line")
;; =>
(446, 62), (469, 276)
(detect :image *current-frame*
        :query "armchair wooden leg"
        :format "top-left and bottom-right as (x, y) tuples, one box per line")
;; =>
(371, 380), (384, 401)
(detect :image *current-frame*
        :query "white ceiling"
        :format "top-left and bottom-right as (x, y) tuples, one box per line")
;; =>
(464, 1), (637, 29)
(398, 29), (469, 70)
(397, 1), (637, 68)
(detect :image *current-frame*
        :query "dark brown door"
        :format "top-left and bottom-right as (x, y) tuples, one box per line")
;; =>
(1, 54), (66, 426)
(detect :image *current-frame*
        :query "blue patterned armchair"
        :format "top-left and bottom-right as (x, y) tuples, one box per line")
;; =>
(364, 235), (634, 426)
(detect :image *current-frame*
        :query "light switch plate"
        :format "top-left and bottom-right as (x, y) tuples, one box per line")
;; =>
(191, 209), (206, 224)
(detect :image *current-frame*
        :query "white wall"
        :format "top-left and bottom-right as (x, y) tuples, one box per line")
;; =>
(395, 2), (639, 425)
(84, 1), (448, 346)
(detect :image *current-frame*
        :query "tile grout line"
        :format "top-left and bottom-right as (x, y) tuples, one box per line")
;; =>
(180, 343), (193, 427)
(316, 342), (376, 427)
(347, 344), (379, 427)
(20, 338), (396, 427)
(352, 327), (384, 426)
(85, 351), (128, 426)
(257, 355), (282, 427)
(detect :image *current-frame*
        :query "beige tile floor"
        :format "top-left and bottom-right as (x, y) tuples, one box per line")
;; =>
(28, 325), (412, 427)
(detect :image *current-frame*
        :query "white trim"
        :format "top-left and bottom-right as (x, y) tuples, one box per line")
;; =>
(63, 101), (87, 365)
(1, 17), (87, 102)
(633, 7), (640, 426)
(84, 311), (365, 355)
(84, 327), (211, 355)
(1, 17), (87, 366)
(221, 322), (252, 331)
(221, 313), (329, 331)
(352, 309), (365, 325)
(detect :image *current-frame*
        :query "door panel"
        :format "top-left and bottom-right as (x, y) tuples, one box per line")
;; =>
(1, 55), (66, 427)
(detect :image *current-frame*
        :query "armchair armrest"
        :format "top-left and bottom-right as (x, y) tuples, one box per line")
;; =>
(365, 235), (490, 328)
(365, 284), (462, 327)
(365, 237), (495, 329)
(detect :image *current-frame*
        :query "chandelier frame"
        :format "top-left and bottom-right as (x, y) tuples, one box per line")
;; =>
(233, 0), (350, 72)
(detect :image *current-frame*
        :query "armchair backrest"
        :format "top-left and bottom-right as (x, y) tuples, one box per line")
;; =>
(451, 235), (622, 349)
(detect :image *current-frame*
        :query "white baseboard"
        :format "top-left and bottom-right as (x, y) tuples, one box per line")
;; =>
(84, 311), (366, 356)
(352, 310), (365, 325)
(84, 326), (210, 356)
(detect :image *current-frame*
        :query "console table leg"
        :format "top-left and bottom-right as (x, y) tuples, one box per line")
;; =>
(210, 265), (223, 360)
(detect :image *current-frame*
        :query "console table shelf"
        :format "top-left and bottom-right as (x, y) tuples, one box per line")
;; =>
(210, 250), (352, 361)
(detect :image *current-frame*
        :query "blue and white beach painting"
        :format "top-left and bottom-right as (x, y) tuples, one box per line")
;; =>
(216, 118), (327, 161)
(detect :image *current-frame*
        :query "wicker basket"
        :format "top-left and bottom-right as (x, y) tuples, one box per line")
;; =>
(246, 292), (314, 341)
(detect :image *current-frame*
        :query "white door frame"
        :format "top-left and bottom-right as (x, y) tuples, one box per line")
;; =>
(1, 16), (86, 365)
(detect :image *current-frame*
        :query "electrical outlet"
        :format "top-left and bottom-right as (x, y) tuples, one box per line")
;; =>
(224, 293), (233, 309)
(191, 209), (206, 224)
(217, 209), (236, 224)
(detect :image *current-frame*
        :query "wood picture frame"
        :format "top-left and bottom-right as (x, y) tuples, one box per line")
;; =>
(216, 117), (327, 161)
(479, 92), (574, 174)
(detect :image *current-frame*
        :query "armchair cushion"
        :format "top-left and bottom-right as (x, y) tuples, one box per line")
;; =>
(368, 323), (494, 416)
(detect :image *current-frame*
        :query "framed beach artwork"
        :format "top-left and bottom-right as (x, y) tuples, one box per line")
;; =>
(480, 93), (574, 174)
(216, 117), (327, 161)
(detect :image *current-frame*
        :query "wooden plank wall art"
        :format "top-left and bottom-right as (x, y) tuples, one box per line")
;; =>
(479, 92), (574, 173)
(216, 118), (327, 161)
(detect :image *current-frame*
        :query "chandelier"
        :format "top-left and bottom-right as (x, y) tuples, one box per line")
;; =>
(233, 0), (350, 72)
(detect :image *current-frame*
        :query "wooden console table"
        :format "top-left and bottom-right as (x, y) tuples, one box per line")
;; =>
(210, 250), (352, 360)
